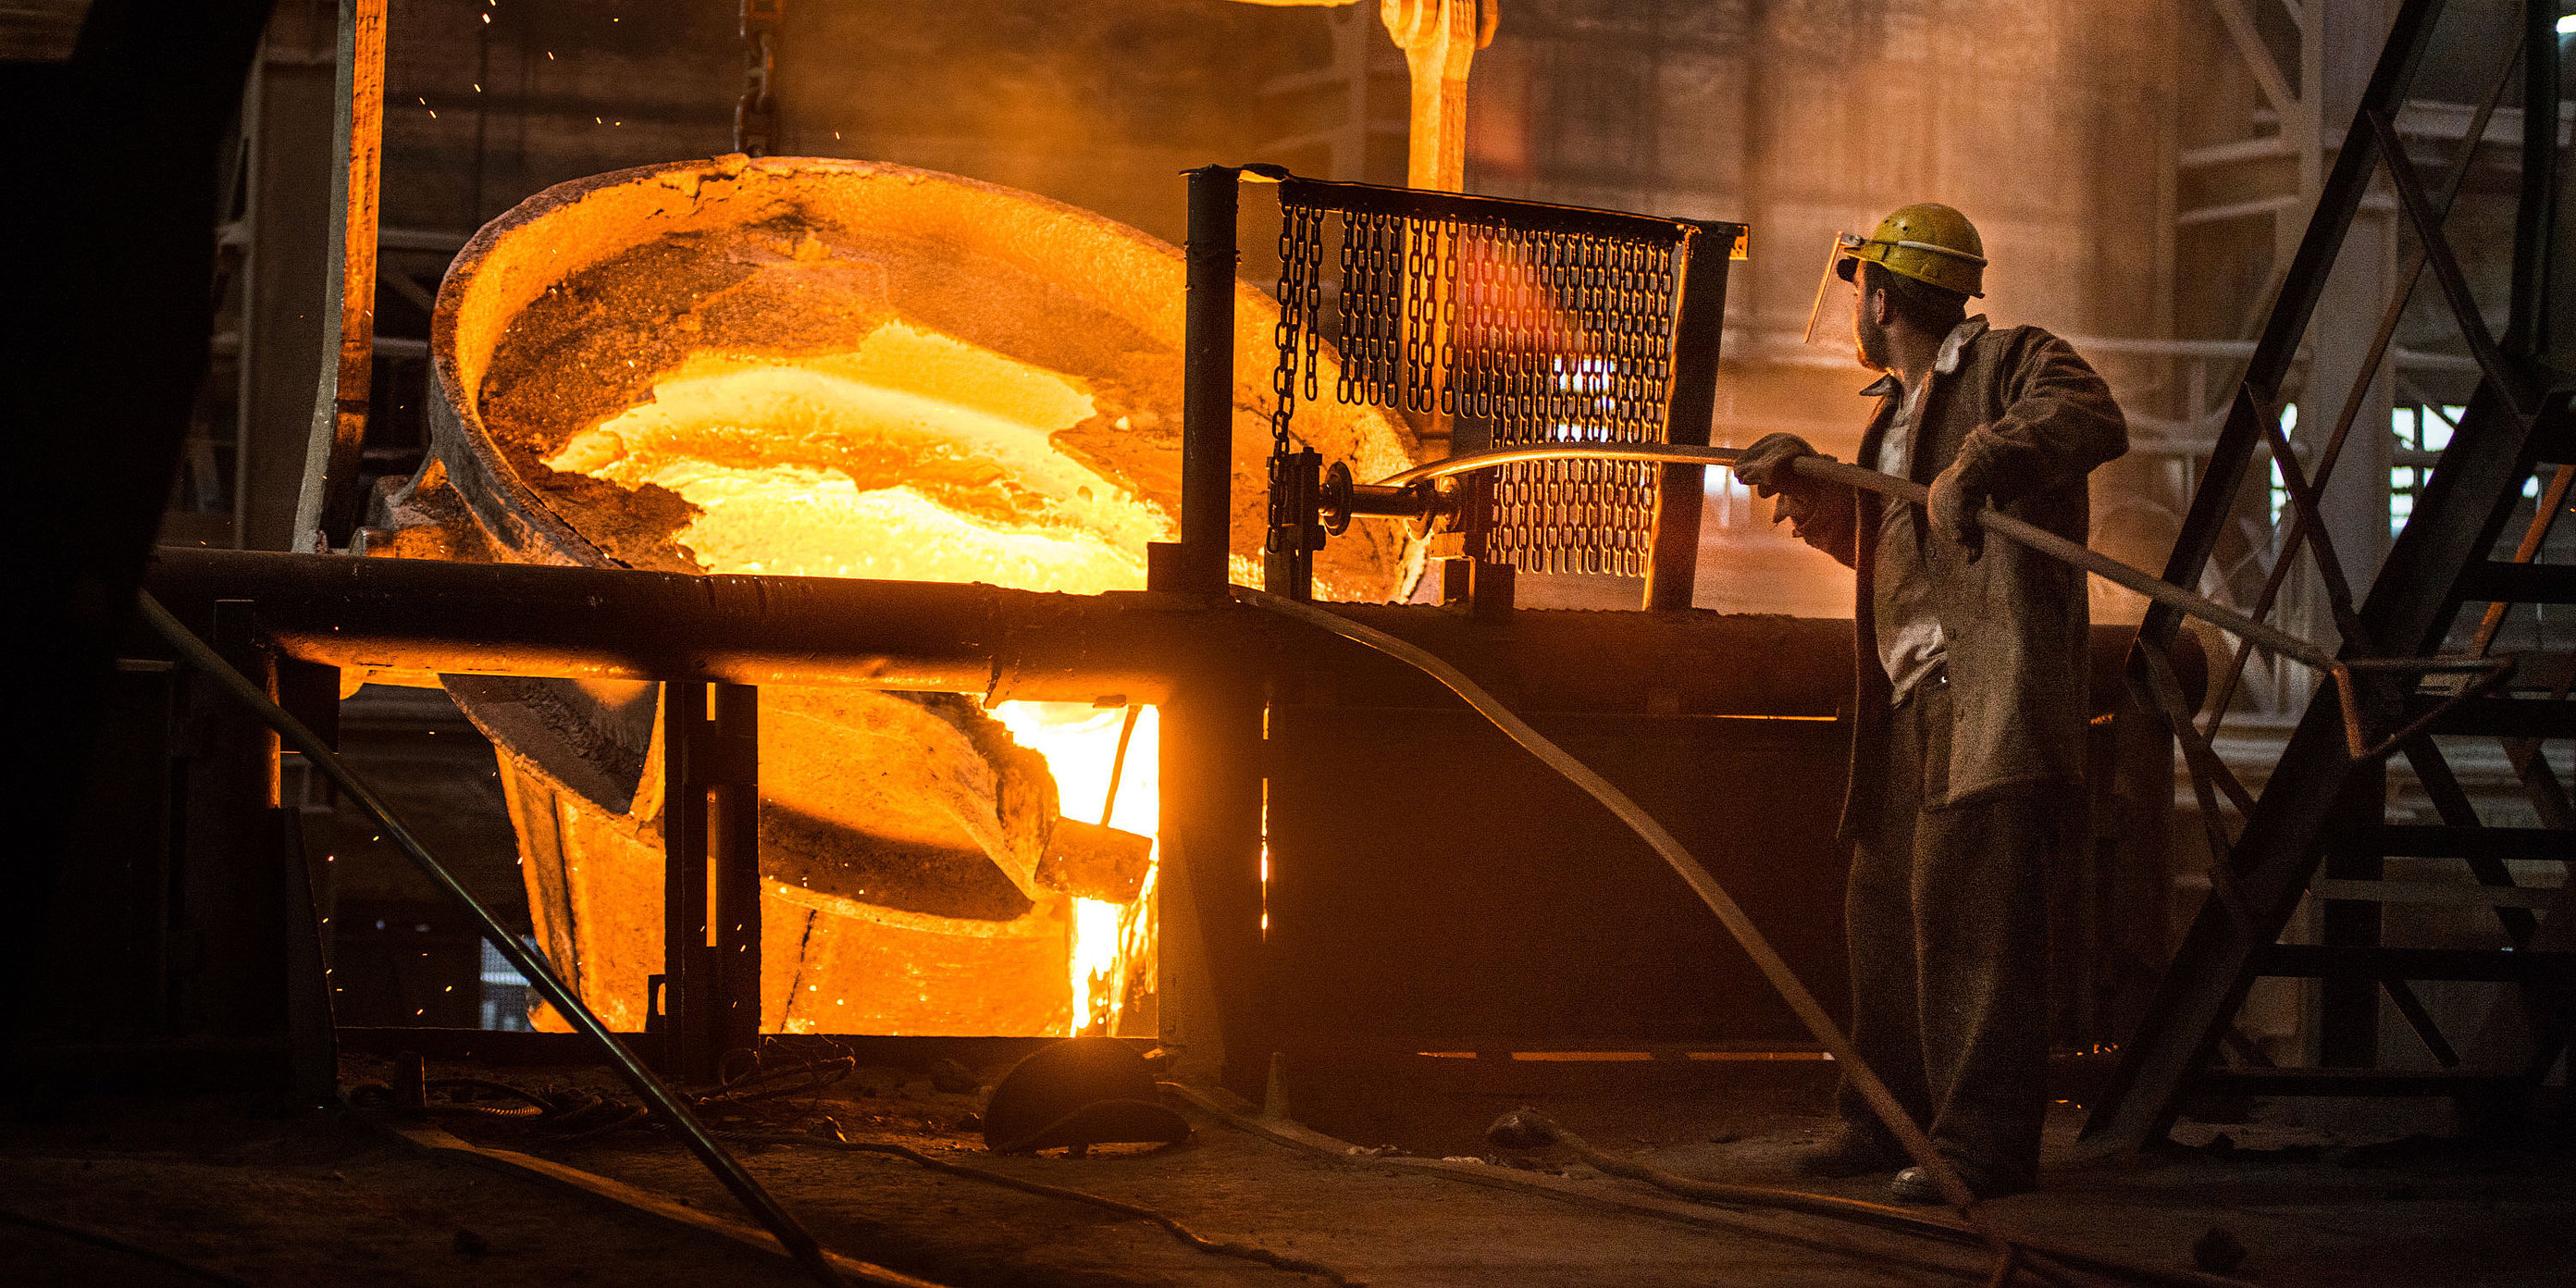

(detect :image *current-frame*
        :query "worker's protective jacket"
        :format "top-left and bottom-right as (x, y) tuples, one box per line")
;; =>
(1785, 316), (2127, 834)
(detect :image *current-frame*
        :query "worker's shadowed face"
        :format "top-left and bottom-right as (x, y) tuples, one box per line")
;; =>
(1854, 282), (1893, 372)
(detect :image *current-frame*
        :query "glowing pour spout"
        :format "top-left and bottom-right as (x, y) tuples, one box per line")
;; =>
(991, 703), (1162, 1036)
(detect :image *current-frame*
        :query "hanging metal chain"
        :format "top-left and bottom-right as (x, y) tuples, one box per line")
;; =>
(1266, 178), (1697, 578)
(735, 0), (782, 157)
(1267, 199), (1331, 597)
(1319, 207), (1683, 576)
(1271, 201), (1326, 451)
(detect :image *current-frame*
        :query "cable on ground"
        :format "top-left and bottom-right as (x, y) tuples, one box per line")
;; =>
(0, 1205), (256, 1287)
(749, 1119), (1369, 1287)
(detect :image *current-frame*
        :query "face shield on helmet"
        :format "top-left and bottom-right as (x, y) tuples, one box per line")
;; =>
(1802, 207), (1988, 361)
(1802, 230), (1870, 352)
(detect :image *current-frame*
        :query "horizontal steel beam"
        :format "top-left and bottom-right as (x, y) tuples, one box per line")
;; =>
(148, 549), (1193, 703)
(2188, 1068), (2523, 1097)
(140, 549), (1897, 718)
(2256, 943), (2576, 982)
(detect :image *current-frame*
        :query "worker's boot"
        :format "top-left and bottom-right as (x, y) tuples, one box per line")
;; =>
(1789, 1125), (1901, 1179)
(1889, 1159), (2032, 1205)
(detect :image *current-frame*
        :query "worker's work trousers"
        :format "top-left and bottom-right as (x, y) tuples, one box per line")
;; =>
(1837, 676), (2055, 1189)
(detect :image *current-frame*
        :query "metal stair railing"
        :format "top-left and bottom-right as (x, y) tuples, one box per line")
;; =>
(2082, 0), (2575, 1149)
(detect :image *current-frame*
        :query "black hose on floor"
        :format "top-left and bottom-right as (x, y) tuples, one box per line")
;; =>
(0, 1206), (256, 1287)
(764, 1120), (1368, 1287)
(1492, 1110), (2252, 1288)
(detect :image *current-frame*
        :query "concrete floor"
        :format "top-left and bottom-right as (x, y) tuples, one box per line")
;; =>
(3, 1053), (2568, 1287)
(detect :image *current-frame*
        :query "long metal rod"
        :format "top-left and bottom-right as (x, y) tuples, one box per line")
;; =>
(1382, 444), (2337, 666)
(136, 590), (910, 1288)
(1381, 444), (2514, 760)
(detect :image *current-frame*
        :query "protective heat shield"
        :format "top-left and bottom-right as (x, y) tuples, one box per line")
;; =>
(1802, 230), (1867, 353)
(410, 155), (1422, 1036)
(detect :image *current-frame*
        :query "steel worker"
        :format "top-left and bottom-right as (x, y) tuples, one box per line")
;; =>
(1731, 204), (2126, 1203)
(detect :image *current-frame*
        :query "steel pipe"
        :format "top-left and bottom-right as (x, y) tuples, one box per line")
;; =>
(140, 547), (1885, 717)
(1380, 442), (2527, 759)
(1379, 443), (2342, 670)
(143, 548), (1194, 703)
(1178, 165), (1241, 595)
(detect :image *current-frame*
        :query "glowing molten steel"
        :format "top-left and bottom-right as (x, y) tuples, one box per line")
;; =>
(549, 326), (1167, 591)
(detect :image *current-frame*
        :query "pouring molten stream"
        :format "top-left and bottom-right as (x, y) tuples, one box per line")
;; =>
(546, 322), (1166, 1036)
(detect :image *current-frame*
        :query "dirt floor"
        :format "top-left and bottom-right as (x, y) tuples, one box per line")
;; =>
(1, 1049), (2569, 1287)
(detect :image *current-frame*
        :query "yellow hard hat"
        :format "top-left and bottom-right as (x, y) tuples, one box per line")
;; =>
(1833, 203), (1986, 299)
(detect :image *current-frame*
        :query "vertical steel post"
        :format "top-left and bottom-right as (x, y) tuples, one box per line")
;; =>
(176, 601), (294, 1081)
(2317, 769), (2387, 1067)
(1646, 223), (1733, 611)
(272, 654), (341, 1099)
(735, 0), (783, 157)
(1170, 164), (1262, 1094)
(1158, 679), (1269, 1097)
(292, 0), (386, 552)
(1181, 167), (1242, 596)
(1164, 163), (1269, 1087)
(662, 681), (761, 1082)
(2507, 0), (2560, 355)
(708, 684), (762, 1061)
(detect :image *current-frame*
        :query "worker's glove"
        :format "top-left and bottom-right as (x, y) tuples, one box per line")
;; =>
(1926, 456), (1990, 557)
(1733, 433), (1826, 529)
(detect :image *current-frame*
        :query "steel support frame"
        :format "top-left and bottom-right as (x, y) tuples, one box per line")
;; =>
(2087, 0), (2571, 1146)
(2137, 0), (2446, 655)
(658, 681), (762, 1084)
(2200, 40), (2523, 733)
(176, 601), (338, 1096)
(1642, 221), (1732, 611)
(291, 0), (386, 553)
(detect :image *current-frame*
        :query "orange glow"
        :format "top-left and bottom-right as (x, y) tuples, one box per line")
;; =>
(545, 324), (1167, 1037)
(548, 325), (1170, 591)
(990, 702), (1160, 1036)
